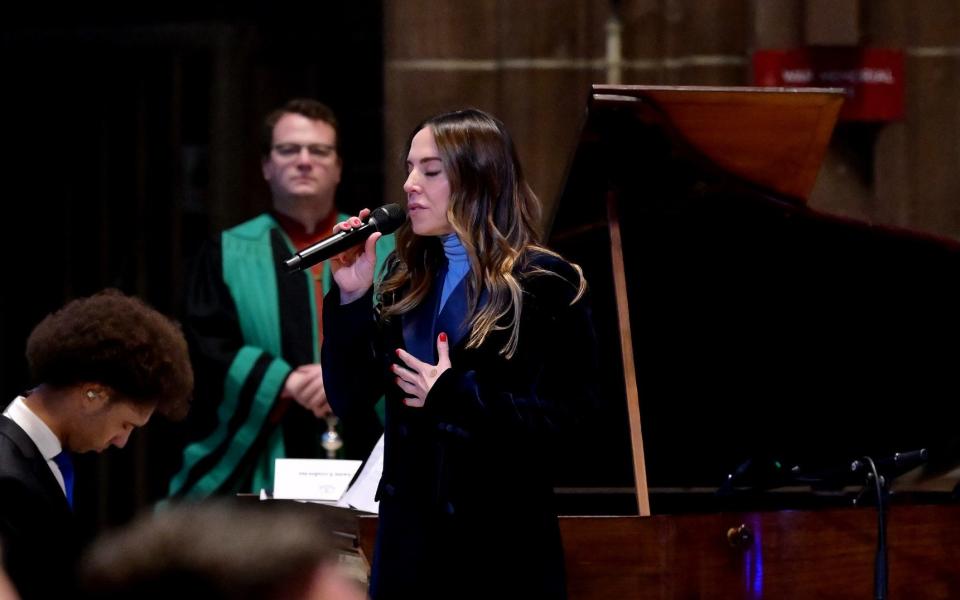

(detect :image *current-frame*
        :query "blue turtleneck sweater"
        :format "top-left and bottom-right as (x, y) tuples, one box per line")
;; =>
(440, 233), (469, 312)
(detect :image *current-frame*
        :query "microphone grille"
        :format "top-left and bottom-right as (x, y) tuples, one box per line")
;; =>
(371, 203), (407, 234)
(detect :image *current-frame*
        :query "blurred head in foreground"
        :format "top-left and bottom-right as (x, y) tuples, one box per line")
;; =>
(79, 501), (365, 600)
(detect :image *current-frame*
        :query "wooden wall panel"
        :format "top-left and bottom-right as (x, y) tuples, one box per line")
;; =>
(805, 0), (860, 45)
(498, 1), (606, 59)
(909, 0), (960, 47)
(865, 0), (960, 238)
(383, 69), (500, 204)
(902, 1), (960, 238)
(660, 0), (750, 57)
(661, 64), (746, 86)
(498, 68), (601, 222)
(384, 1), (767, 221)
(905, 54), (960, 237)
(384, 0), (498, 60)
(619, 0), (667, 59)
(384, 0), (608, 221)
(616, 2), (751, 94)
(384, 1), (960, 239)
(753, 0), (803, 49)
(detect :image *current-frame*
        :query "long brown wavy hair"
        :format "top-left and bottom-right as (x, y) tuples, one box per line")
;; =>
(379, 108), (584, 358)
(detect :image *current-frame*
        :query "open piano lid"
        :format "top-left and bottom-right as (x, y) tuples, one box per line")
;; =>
(548, 85), (960, 514)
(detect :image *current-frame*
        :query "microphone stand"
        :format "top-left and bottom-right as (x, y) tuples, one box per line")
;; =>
(851, 456), (887, 600)
(850, 449), (927, 600)
(719, 448), (929, 599)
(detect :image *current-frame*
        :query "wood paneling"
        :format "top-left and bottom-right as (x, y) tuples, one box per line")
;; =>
(497, 68), (600, 223)
(660, 0), (750, 57)
(857, 0), (960, 238)
(620, 0), (667, 59)
(805, 0), (861, 46)
(559, 505), (960, 599)
(753, 0), (802, 49)
(384, 0), (609, 219)
(904, 54), (960, 237)
(358, 504), (960, 599)
(498, 1), (606, 59)
(384, 0), (761, 224)
(384, 0), (498, 60)
(383, 69), (500, 205)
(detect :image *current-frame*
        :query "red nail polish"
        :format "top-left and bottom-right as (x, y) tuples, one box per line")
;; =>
(395, 348), (401, 356)
(439, 332), (447, 342)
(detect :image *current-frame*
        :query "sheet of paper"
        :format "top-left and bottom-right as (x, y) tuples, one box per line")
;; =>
(338, 434), (384, 513)
(273, 458), (362, 501)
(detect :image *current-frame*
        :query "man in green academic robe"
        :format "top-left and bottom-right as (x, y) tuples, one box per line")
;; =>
(168, 99), (390, 499)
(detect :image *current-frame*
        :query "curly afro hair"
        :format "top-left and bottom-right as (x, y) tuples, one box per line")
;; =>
(25, 289), (192, 420)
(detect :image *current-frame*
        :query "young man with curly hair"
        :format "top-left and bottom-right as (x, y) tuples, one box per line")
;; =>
(0, 289), (193, 600)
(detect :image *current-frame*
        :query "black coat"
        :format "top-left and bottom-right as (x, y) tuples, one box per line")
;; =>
(0, 416), (80, 599)
(323, 251), (598, 599)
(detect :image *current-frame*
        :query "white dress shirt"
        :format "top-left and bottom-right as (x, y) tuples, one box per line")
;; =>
(3, 395), (67, 496)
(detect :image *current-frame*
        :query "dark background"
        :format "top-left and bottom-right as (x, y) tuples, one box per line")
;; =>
(0, 3), (386, 532)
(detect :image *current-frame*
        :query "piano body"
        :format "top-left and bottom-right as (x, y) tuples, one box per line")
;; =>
(356, 86), (960, 598)
(545, 85), (960, 598)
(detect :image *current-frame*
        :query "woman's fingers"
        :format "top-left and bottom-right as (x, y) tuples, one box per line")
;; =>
(363, 231), (382, 260)
(435, 332), (450, 368)
(331, 210), (368, 264)
(331, 209), (380, 302)
(392, 362), (415, 381)
(395, 348), (426, 371)
(334, 209), (370, 233)
(330, 216), (363, 267)
(393, 341), (451, 409)
(392, 362), (426, 407)
(394, 375), (419, 396)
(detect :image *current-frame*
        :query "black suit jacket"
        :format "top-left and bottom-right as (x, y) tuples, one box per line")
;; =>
(323, 251), (599, 600)
(0, 416), (80, 599)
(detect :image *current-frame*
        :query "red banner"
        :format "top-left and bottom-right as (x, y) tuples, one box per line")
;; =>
(753, 47), (905, 122)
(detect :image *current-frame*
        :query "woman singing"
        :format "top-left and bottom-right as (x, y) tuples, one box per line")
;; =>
(322, 108), (597, 599)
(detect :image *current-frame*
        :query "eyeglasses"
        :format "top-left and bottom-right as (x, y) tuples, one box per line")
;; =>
(272, 143), (337, 160)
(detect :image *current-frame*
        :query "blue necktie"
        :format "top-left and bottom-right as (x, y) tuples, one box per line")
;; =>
(52, 451), (74, 509)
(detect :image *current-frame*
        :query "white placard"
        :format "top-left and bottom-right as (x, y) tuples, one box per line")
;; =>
(273, 458), (362, 501)
(338, 434), (384, 513)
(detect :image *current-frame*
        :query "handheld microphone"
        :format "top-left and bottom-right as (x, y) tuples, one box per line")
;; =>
(284, 203), (406, 274)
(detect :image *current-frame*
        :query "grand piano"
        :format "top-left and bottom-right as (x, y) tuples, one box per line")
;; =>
(356, 86), (960, 598)
(544, 85), (960, 598)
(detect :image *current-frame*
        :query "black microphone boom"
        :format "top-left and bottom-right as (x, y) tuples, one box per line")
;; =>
(284, 204), (406, 274)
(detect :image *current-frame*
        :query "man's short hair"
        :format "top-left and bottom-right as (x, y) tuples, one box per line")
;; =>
(79, 500), (339, 600)
(25, 289), (192, 420)
(261, 98), (340, 157)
